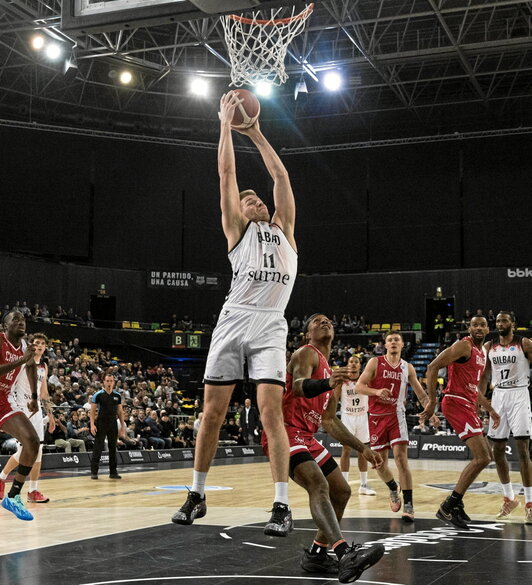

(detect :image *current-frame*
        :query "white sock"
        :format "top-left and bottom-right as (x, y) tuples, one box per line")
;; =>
(191, 470), (207, 498)
(524, 486), (532, 504)
(360, 472), (368, 487)
(29, 481), (38, 492)
(274, 482), (289, 506)
(342, 471), (349, 481)
(501, 482), (515, 500)
(0, 471), (8, 481)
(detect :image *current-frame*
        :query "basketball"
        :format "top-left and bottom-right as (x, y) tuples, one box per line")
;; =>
(231, 89), (260, 129)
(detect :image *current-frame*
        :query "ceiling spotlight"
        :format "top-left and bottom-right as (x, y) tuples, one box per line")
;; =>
(119, 70), (133, 85)
(190, 77), (209, 96)
(255, 81), (272, 97)
(31, 35), (45, 50)
(45, 43), (62, 60)
(323, 71), (342, 91)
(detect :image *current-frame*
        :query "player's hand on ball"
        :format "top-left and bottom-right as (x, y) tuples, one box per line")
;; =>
(218, 91), (243, 124)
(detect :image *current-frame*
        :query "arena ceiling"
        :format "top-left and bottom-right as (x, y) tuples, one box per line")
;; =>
(0, 0), (531, 146)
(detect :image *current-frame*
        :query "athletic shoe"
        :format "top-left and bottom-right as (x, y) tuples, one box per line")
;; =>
(27, 490), (49, 503)
(402, 503), (415, 523)
(300, 549), (338, 575)
(90, 474), (98, 480)
(1, 495), (34, 521)
(264, 502), (293, 537)
(358, 485), (376, 496)
(338, 543), (386, 583)
(524, 502), (532, 524)
(436, 498), (469, 530)
(109, 473), (122, 479)
(389, 488), (401, 513)
(171, 490), (207, 525)
(496, 497), (519, 520)
(0, 479), (5, 500)
(457, 500), (471, 522)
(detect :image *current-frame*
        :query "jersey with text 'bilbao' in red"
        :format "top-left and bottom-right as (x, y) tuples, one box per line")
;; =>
(368, 356), (409, 416)
(444, 336), (486, 404)
(0, 332), (25, 395)
(283, 344), (332, 437)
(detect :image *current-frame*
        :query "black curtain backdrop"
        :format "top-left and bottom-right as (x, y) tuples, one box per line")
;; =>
(1, 127), (531, 325)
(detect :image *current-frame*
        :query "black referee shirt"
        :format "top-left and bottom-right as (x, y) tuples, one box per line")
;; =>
(92, 389), (121, 419)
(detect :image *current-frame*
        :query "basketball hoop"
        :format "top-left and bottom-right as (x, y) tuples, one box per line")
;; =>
(220, 3), (314, 87)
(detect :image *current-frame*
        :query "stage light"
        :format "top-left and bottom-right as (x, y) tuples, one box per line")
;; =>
(255, 81), (272, 97)
(323, 71), (342, 91)
(31, 35), (45, 50)
(45, 43), (62, 60)
(119, 70), (133, 85)
(190, 77), (209, 96)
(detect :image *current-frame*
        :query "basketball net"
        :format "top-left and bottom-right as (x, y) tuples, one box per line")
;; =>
(220, 3), (314, 87)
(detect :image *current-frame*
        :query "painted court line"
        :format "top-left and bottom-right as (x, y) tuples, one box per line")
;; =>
(220, 532), (232, 539)
(408, 558), (468, 563)
(242, 542), (276, 549)
(80, 577), (405, 585)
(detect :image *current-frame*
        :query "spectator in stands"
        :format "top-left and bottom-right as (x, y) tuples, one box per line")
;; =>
(462, 309), (472, 327)
(224, 417), (243, 444)
(240, 398), (259, 445)
(19, 301), (31, 317)
(289, 315), (301, 333)
(51, 413), (87, 453)
(67, 411), (93, 450)
(40, 305), (51, 323)
(179, 315), (193, 330)
(135, 411), (165, 449)
(373, 340), (385, 356)
(159, 411), (177, 448)
(433, 314), (445, 343)
(48, 367), (61, 387)
(486, 309), (496, 330)
(193, 412), (203, 439)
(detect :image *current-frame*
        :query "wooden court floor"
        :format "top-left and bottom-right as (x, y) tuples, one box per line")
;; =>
(0, 457), (531, 585)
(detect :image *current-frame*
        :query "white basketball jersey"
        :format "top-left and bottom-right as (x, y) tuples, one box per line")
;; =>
(340, 380), (368, 416)
(12, 360), (46, 414)
(488, 336), (530, 390)
(225, 221), (297, 311)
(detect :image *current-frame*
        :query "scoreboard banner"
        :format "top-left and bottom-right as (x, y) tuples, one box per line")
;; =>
(148, 270), (221, 290)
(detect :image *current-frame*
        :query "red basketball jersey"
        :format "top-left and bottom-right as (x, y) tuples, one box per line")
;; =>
(368, 356), (409, 416)
(0, 332), (24, 395)
(443, 336), (486, 404)
(283, 344), (332, 436)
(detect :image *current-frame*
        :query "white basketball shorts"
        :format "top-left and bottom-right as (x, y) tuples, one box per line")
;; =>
(204, 304), (288, 387)
(341, 413), (370, 444)
(488, 386), (531, 440)
(14, 409), (45, 462)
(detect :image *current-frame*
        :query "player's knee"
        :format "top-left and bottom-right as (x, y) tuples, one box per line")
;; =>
(25, 434), (40, 457)
(476, 450), (492, 467)
(334, 482), (351, 507)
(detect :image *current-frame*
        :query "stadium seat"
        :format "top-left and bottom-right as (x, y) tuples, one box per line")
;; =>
(131, 321), (141, 329)
(391, 323), (401, 330)
(161, 322), (170, 330)
(381, 323), (391, 331)
(412, 322), (422, 331)
(371, 323), (381, 331)
(150, 322), (160, 330)
(402, 323), (412, 330)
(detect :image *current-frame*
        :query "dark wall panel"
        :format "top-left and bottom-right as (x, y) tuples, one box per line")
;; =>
(367, 143), (460, 270)
(462, 135), (532, 267)
(287, 151), (368, 273)
(1, 128), (90, 257)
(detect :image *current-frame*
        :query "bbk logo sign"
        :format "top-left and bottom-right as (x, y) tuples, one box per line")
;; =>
(507, 267), (532, 279)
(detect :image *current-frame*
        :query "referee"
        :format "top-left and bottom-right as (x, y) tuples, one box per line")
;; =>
(89, 373), (126, 480)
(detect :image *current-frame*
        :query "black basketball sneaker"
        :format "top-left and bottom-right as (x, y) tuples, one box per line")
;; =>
(171, 491), (207, 525)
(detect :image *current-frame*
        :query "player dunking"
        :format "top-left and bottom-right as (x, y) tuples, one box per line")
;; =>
(172, 91), (297, 535)
(479, 311), (532, 523)
(355, 331), (435, 522)
(263, 314), (385, 582)
(339, 355), (376, 495)
(0, 311), (40, 520)
(424, 316), (500, 529)
(0, 333), (56, 504)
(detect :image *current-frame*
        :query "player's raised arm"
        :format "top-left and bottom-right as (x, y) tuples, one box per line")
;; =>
(354, 358), (391, 398)
(422, 340), (471, 420)
(218, 92), (247, 249)
(238, 121), (296, 248)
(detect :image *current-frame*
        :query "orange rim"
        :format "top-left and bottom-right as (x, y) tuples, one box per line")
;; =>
(227, 3), (314, 26)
